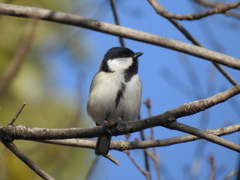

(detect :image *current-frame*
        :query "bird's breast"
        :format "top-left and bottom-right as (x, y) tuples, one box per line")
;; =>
(87, 71), (141, 124)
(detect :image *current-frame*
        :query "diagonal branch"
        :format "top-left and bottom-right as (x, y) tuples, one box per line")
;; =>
(8, 103), (26, 125)
(0, 3), (240, 69)
(147, 0), (238, 86)
(164, 122), (240, 152)
(2, 140), (54, 180)
(125, 150), (150, 180)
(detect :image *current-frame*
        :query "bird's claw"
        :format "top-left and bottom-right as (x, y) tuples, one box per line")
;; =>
(116, 117), (122, 130)
(103, 120), (113, 135)
(103, 118), (122, 135)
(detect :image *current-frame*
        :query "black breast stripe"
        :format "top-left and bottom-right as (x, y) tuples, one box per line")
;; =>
(115, 83), (126, 108)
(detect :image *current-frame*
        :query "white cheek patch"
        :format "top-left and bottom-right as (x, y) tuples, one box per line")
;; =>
(107, 57), (133, 71)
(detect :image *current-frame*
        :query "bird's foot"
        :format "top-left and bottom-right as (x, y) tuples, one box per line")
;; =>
(103, 118), (122, 135)
(103, 120), (112, 135)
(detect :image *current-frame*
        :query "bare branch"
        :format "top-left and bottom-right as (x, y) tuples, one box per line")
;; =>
(125, 150), (151, 180)
(208, 155), (216, 180)
(103, 153), (120, 165)
(0, 85), (240, 151)
(110, 0), (125, 47)
(168, 122), (240, 151)
(139, 130), (151, 179)
(194, 0), (240, 19)
(143, 98), (160, 180)
(147, 0), (240, 20)
(8, 103), (26, 125)
(139, 126), (151, 178)
(38, 123), (240, 151)
(0, 3), (240, 69)
(169, 85), (240, 119)
(147, 1), (238, 86)
(2, 141), (54, 180)
(0, 2), (238, 179)
(223, 169), (240, 180)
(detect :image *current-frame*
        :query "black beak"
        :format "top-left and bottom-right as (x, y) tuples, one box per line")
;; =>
(134, 52), (143, 58)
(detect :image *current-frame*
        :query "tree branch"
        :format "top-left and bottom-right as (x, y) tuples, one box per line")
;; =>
(2, 140), (54, 180)
(147, 0), (240, 20)
(110, 0), (125, 47)
(125, 150), (150, 180)
(38, 123), (239, 151)
(147, 0), (238, 86)
(0, 3), (240, 69)
(166, 122), (240, 152)
(8, 103), (26, 125)
(223, 169), (240, 180)
(194, 0), (240, 19)
(0, 85), (240, 151)
(0, 84), (239, 139)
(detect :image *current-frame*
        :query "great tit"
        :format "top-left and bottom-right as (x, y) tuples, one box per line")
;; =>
(87, 47), (143, 155)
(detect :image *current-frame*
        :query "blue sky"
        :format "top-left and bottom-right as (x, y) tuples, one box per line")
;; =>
(43, 0), (240, 179)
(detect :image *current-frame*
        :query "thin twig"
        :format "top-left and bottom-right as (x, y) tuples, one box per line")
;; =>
(2, 141), (54, 180)
(223, 169), (240, 180)
(147, 0), (240, 20)
(143, 148), (162, 180)
(103, 153), (120, 165)
(125, 150), (150, 180)
(209, 155), (216, 180)
(143, 98), (160, 180)
(194, 0), (240, 19)
(8, 103), (26, 125)
(143, 149), (155, 161)
(110, 0), (125, 47)
(139, 114), (151, 179)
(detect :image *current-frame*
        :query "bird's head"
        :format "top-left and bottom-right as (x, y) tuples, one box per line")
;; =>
(100, 47), (143, 73)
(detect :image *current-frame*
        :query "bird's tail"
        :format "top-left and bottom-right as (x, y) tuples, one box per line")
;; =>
(95, 136), (112, 156)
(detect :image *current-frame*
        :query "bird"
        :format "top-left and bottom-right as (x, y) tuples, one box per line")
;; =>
(87, 47), (143, 156)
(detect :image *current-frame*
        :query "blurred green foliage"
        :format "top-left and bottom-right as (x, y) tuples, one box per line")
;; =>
(0, 1), (92, 179)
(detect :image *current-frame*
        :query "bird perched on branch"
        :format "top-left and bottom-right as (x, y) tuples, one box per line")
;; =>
(87, 47), (143, 156)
